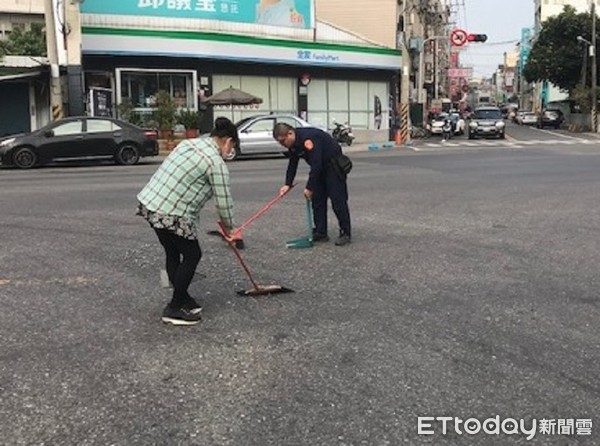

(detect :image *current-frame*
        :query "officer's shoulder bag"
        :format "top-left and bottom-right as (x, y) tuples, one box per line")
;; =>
(332, 153), (353, 178)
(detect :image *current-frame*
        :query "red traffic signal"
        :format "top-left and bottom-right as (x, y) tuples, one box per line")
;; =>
(467, 33), (488, 43)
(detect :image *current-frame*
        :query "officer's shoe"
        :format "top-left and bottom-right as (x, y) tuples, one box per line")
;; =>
(334, 231), (351, 246)
(312, 229), (330, 242)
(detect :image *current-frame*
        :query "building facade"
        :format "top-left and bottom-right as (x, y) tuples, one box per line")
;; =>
(78, 0), (402, 141)
(2, 0), (456, 138)
(0, 0), (44, 40)
(0, 0), (48, 136)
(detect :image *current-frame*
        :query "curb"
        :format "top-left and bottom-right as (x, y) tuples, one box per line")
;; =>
(160, 141), (408, 157)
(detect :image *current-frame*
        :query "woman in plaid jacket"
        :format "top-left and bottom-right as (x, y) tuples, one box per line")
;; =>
(137, 117), (239, 326)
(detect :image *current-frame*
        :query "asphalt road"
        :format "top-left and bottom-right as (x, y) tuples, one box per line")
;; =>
(1, 139), (599, 445)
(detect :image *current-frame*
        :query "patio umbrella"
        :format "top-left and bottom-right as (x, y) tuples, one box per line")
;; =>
(202, 86), (263, 120)
(203, 86), (263, 106)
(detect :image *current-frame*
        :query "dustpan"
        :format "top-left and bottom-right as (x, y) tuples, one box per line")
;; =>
(286, 199), (314, 249)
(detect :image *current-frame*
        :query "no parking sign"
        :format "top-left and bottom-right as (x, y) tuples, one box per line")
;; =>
(450, 29), (468, 47)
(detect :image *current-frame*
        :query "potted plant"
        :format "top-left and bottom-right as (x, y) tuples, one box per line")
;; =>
(177, 108), (202, 138)
(153, 90), (177, 139)
(117, 97), (142, 126)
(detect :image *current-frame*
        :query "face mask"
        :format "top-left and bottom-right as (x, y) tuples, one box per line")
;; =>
(222, 138), (236, 160)
(223, 149), (236, 161)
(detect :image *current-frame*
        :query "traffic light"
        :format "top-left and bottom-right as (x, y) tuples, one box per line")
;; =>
(467, 33), (488, 43)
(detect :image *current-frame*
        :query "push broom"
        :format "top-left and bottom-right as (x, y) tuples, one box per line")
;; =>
(217, 220), (294, 296)
(162, 187), (295, 288)
(206, 186), (295, 248)
(286, 199), (314, 249)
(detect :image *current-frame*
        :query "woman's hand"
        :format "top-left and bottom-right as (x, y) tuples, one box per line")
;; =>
(223, 227), (242, 242)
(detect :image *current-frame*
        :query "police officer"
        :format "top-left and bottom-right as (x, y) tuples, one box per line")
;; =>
(273, 123), (351, 246)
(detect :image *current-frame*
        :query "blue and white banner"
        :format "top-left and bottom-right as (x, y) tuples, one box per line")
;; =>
(519, 27), (533, 74)
(81, 0), (314, 29)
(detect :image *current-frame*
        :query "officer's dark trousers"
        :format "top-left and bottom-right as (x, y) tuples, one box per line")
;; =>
(312, 167), (351, 236)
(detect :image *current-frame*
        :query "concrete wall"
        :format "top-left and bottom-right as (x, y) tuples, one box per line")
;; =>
(316, 0), (398, 48)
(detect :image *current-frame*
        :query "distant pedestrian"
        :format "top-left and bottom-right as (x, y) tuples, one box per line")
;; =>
(137, 117), (240, 326)
(273, 123), (352, 246)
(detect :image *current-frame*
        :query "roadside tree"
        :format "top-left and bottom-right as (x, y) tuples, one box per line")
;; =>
(524, 6), (591, 94)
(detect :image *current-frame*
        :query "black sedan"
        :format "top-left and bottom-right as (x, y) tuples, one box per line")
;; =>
(0, 117), (158, 169)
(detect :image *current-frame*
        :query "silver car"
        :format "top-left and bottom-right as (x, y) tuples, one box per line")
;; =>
(233, 114), (312, 159)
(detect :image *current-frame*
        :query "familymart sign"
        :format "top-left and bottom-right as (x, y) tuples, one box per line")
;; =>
(82, 28), (402, 70)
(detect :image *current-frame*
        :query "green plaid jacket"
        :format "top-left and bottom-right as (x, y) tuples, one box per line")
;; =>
(137, 137), (235, 230)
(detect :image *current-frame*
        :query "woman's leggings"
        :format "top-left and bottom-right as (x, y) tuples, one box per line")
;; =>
(154, 228), (202, 306)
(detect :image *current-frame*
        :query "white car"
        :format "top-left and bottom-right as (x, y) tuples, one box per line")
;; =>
(430, 113), (465, 136)
(517, 112), (537, 126)
(234, 114), (311, 159)
(430, 113), (450, 135)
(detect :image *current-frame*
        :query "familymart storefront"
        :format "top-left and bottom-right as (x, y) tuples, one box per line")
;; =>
(80, 1), (402, 138)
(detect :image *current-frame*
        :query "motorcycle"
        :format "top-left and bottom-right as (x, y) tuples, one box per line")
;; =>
(331, 120), (355, 146)
(441, 119), (452, 142)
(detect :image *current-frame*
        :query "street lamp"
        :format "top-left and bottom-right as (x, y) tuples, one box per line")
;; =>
(577, 35), (592, 45)
(577, 33), (597, 131)
(578, 0), (597, 132)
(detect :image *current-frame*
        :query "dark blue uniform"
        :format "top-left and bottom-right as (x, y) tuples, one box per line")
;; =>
(285, 127), (351, 238)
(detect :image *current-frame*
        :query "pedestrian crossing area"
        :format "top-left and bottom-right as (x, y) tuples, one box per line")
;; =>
(413, 138), (600, 151)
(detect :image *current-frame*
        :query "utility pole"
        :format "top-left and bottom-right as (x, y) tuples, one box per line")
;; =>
(399, 55), (411, 144)
(44, 0), (63, 121)
(64, 0), (84, 116)
(398, 2), (412, 145)
(418, 36), (449, 104)
(592, 0), (597, 132)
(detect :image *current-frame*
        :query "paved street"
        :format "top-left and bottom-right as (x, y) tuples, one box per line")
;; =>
(1, 137), (600, 445)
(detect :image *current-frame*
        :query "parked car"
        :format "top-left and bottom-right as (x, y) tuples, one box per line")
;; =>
(468, 106), (506, 139)
(0, 116), (158, 169)
(517, 112), (538, 126)
(234, 114), (312, 159)
(537, 109), (564, 129)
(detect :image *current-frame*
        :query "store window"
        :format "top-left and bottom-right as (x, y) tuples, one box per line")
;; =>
(308, 79), (389, 130)
(117, 69), (197, 112)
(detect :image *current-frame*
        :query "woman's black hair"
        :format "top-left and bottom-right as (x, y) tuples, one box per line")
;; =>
(210, 117), (239, 145)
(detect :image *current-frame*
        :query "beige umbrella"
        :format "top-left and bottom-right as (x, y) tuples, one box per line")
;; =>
(202, 86), (263, 121)
(202, 86), (263, 106)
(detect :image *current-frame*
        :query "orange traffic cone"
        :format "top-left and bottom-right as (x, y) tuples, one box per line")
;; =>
(395, 129), (402, 145)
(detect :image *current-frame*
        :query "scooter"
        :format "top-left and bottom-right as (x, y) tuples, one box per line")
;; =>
(441, 119), (452, 142)
(331, 120), (355, 146)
